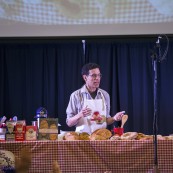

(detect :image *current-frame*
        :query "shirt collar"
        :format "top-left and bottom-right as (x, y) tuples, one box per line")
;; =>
(81, 85), (102, 95)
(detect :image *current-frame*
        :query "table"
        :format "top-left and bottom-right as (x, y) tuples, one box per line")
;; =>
(0, 140), (173, 173)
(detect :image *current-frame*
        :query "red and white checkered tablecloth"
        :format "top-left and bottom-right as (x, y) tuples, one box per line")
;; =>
(0, 141), (58, 173)
(58, 140), (173, 173)
(0, 140), (173, 173)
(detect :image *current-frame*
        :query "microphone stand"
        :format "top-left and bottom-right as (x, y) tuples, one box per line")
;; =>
(151, 35), (169, 173)
(152, 37), (162, 173)
(153, 54), (159, 173)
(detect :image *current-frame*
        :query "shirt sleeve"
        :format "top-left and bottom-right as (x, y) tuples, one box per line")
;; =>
(66, 91), (81, 124)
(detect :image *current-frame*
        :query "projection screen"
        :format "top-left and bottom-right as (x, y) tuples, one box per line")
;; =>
(0, 0), (173, 37)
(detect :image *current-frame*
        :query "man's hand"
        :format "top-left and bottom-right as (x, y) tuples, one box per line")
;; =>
(113, 111), (125, 121)
(81, 106), (92, 117)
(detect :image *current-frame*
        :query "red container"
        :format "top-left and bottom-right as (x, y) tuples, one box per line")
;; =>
(113, 127), (124, 136)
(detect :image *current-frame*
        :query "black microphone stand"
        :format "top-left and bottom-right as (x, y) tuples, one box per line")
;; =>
(150, 35), (169, 173)
(153, 45), (159, 173)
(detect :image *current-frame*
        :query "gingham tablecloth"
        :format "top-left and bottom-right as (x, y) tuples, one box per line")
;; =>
(0, 140), (173, 173)
(0, 141), (58, 173)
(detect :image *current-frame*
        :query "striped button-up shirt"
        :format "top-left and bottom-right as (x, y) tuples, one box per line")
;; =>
(66, 85), (111, 124)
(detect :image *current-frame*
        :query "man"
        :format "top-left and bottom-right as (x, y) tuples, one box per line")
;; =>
(66, 63), (125, 134)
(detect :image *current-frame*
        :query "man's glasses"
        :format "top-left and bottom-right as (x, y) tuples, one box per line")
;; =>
(87, 74), (102, 79)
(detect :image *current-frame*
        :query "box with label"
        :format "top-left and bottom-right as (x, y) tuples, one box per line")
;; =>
(15, 133), (25, 141)
(38, 133), (58, 140)
(6, 133), (15, 141)
(6, 121), (16, 134)
(25, 126), (37, 140)
(15, 120), (26, 133)
(6, 120), (16, 141)
(38, 118), (58, 140)
(15, 120), (26, 141)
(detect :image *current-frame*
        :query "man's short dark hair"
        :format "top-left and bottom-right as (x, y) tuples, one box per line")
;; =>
(81, 63), (100, 76)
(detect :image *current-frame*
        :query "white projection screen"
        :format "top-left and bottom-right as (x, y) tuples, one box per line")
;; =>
(0, 0), (173, 37)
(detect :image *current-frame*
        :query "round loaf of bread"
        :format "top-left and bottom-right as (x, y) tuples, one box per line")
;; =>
(110, 134), (121, 140)
(64, 132), (79, 140)
(79, 132), (90, 140)
(91, 128), (112, 140)
(121, 132), (138, 140)
(89, 134), (107, 140)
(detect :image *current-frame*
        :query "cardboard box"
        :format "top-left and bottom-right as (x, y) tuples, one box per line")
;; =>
(6, 121), (16, 134)
(15, 120), (26, 141)
(38, 118), (58, 140)
(5, 121), (16, 141)
(38, 133), (58, 140)
(6, 133), (15, 141)
(15, 120), (26, 133)
(25, 126), (37, 140)
(15, 133), (25, 141)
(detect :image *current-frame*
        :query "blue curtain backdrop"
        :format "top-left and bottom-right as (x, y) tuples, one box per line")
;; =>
(0, 39), (84, 131)
(0, 37), (173, 135)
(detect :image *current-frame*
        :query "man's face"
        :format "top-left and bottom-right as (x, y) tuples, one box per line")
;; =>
(83, 68), (102, 91)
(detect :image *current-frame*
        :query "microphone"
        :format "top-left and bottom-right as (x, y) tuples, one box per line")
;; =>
(156, 36), (162, 45)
